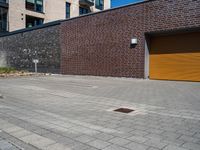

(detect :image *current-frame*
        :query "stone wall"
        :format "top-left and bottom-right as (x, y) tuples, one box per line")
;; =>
(0, 23), (61, 73)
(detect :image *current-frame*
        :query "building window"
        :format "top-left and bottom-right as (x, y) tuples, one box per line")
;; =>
(0, 0), (8, 3)
(0, 7), (8, 32)
(36, 0), (43, 12)
(66, 2), (70, 18)
(95, 0), (104, 10)
(79, 7), (89, 15)
(26, 15), (44, 28)
(26, 0), (43, 13)
(26, 0), (35, 11)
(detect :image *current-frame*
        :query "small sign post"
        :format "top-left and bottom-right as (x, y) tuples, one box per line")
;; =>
(33, 59), (39, 73)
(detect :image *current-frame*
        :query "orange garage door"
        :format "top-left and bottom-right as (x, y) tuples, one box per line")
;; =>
(150, 32), (200, 82)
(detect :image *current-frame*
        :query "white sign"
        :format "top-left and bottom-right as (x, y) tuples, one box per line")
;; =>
(131, 38), (138, 45)
(33, 59), (39, 73)
(33, 59), (39, 63)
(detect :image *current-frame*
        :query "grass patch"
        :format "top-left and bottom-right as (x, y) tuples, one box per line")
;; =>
(0, 67), (16, 74)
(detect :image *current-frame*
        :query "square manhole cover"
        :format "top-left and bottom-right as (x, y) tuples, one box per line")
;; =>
(114, 108), (134, 113)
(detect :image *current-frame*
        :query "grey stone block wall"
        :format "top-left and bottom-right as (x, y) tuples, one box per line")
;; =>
(0, 25), (61, 73)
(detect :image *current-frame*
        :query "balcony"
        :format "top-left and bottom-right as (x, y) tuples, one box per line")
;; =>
(0, 6), (8, 33)
(0, 0), (8, 4)
(0, 0), (9, 8)
(79, 0), (94, 7)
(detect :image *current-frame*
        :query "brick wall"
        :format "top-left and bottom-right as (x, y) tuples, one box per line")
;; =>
(0, 24), (61, 73)
(60, 0), (200, 78)
(0, 0), (199, 77)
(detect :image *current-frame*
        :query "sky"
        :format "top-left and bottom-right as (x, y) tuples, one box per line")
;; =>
(111, 0), (144, 8)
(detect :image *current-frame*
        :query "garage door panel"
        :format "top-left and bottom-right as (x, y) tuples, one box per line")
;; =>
(150, 32), (200, 82)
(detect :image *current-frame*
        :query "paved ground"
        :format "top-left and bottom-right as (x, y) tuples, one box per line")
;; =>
(0, 75), (200, 150)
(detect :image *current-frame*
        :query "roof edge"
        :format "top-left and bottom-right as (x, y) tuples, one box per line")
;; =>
(60, 0), (155, 23)
(0, 20), (61, 38)
(0, 0), (156, 38)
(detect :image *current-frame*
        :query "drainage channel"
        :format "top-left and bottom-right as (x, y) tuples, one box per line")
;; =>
(114, 108), (134, 113)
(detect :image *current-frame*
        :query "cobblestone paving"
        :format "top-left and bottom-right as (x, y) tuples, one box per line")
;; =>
(0, 75), (200, 150)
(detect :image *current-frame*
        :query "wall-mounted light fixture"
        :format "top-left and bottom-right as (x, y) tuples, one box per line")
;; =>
(131, 37), (138, 45)
(130, 37), (138, 48)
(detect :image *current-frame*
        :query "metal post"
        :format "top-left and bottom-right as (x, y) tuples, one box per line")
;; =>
(33, 59), (39, 73)
(35, 62), (37, 73)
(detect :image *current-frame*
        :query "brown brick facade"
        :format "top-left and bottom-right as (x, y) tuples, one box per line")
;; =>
(60, 0), (200, 78)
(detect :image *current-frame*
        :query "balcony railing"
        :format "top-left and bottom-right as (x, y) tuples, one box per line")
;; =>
(0, 22), (8, 33)
(0, 0), (8, 4)
(0, 3), (8, 33)
(79, 0), (94, 7)
(0, 0), (9, 8)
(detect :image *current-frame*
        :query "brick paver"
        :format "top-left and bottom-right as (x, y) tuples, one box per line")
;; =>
(0, 75), (200, 150)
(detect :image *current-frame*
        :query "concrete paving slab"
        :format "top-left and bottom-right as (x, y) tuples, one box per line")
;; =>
(19, 134), (56, 149)
(87, 139), (111, 149)
(0, 140), (13, 150)
(0, 75), (199, 150)
(45, 143), (71, 150)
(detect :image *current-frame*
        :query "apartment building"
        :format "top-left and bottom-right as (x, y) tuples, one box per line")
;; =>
(0, 0), (8, 33)
(0, 0), (110, 32)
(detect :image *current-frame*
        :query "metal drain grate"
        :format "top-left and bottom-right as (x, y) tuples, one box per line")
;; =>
(114, 108), (134, 113)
